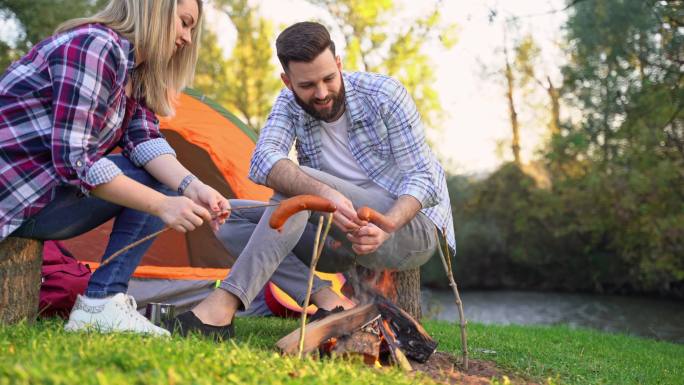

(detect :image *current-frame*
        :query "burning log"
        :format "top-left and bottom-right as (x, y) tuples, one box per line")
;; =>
(330, 330), (381, 365)
(378, 319), (413, 371)
(276, 304), (380, 356)
(376, 298), (437, 363)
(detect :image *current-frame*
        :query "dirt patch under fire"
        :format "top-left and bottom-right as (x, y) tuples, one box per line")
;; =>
(409, 351), (539, 385)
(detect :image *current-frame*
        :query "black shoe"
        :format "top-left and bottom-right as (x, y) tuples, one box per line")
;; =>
(169, 311), (235, 341)
(308, 306), (345, 323)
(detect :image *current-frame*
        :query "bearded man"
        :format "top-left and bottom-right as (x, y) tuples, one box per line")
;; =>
(172, 21), (455, 339)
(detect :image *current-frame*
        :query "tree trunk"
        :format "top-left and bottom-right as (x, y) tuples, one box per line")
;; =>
(392, 268), (422, 320)
(547, 76), (561, 136)
(347, 266), (423, 321)
(0, 237), (43, 324)
(504, 44), (521, 165)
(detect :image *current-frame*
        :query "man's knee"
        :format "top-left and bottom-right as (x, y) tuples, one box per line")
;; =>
(357, 245), (435, 271)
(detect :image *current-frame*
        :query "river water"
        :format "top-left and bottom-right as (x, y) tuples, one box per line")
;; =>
(422, 289), (684, 344)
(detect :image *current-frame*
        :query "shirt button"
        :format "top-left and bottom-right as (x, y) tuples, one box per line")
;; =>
(76, 160), (83, 167)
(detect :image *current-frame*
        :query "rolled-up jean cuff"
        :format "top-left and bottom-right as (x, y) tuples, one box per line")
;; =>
(84, 290), (114, 299)
(219, 281), (250, 311)
(297, 280), (333, 307)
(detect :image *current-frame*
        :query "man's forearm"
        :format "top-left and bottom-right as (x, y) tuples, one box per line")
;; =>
(384, 195), (422, 232)
(265, 159), (331, 197)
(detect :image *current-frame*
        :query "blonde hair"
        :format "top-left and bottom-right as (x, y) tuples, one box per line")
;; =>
(56, 0), (203, 116)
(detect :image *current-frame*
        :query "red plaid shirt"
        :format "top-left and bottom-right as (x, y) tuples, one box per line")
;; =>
(0, 24), (175, 240)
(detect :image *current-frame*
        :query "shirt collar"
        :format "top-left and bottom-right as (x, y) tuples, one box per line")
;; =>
(120, 37), (136, 73)
(342, 72), (367, 126)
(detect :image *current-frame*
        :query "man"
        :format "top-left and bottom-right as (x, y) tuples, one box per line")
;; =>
(172, 21), (455, 339)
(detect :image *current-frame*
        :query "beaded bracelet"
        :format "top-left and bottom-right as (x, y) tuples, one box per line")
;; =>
(177, 174), (197, 195)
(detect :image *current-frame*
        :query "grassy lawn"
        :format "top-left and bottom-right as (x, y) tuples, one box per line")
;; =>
(1, 317), (682, 385)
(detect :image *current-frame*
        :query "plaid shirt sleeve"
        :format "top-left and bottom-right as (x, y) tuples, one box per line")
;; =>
(119, 102), (176, 166)
(49, 31), (125, 193)
(248, 89), (296, 185)
(382, 79), (439, 208)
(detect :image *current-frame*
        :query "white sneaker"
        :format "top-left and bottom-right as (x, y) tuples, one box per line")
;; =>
(64, 293), (170, 336)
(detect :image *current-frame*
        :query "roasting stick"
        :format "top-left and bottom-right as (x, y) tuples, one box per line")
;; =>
(296, 213), (334, 359)
(297, 214), (329, 359)
(98, 202), (280, 268)
(435, 227), (469, 370)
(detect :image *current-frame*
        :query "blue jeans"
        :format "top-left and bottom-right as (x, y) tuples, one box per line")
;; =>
(12, 155), (168, 298)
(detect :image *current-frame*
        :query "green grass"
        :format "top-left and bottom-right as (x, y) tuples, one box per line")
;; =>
(1, 317), (682, 385)
(432, 322), (684, 385)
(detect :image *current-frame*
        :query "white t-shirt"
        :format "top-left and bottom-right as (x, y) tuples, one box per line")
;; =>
(319, 113), (394, 200)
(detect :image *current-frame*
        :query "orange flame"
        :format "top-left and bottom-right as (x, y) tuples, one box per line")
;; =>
(374, 270), (397, 301)
(382, 319), (396, 339)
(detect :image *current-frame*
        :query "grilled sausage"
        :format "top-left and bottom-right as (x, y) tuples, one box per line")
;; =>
(356, 206), (396, 233)
(269, 195), (337, 230)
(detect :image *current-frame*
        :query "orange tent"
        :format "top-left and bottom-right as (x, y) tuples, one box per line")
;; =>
(63, 89), (343, 315)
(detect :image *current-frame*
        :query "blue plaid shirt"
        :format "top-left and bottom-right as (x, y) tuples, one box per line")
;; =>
(249, 72), (455, 252)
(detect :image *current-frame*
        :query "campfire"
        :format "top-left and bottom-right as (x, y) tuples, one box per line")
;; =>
(276, 266), (439, 371)
(276, 298), (437, 370)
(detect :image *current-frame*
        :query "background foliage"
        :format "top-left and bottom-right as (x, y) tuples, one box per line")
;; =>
(423, 0), (683, 297)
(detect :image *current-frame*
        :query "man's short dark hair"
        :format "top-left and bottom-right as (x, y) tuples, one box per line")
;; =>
(276, 21), (336, 72)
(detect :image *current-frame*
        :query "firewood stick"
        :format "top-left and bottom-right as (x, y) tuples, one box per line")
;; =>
(296, 214), (332, 359)
(435, 227), (469, 370)
(98, 203), (280, 268)
(378, 319), (413, 371)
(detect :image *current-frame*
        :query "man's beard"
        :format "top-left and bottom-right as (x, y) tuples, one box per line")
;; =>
(293, 80), (346, 122)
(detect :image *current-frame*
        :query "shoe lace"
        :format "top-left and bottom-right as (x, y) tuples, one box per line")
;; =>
(121, 294), (151, 323)
(124, 294), (138, 310)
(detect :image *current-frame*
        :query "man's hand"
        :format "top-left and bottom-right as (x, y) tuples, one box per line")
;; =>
(346, 223), (391, 255)
(320, 187), (366, 232)
(183, 180), (231, 231)
(265, 160), (365, 231)
(349, 195), (421, 255)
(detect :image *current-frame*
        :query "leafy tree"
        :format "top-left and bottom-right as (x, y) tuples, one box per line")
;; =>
(555, 0), (684, 291)
(194, 0), (280, 132)
(489, 21), (563, 168)
(309, 0), (457, 130)
(514, 34), (562, 138)
(0, 0), (107, 70)
(424, 0), (684, 298)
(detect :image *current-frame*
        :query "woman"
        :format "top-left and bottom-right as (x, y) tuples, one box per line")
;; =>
(0, 0), (227, 336)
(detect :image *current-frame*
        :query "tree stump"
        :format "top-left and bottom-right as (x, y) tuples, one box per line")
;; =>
(393, 268), (422, 320)
(0, 237), (43, 324)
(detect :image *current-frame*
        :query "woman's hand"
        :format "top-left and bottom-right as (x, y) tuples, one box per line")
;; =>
(154, 196), (212, 233)
(183, 180), (231, 231)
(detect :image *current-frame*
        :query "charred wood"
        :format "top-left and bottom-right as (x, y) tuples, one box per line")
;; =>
(377, 298), (437, 363)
